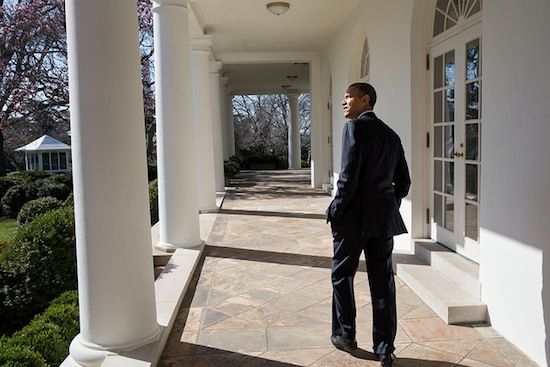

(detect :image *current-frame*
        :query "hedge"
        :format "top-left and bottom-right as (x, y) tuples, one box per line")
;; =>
(0, 206), (76, 328)
(1, 290), (79, 367)
(16, 197), (63, 226)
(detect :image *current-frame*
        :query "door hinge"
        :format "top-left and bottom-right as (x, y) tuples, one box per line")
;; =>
(426, 208), (430, 224)
(426, 54), (430, 70)
(426, 132), (430, 148)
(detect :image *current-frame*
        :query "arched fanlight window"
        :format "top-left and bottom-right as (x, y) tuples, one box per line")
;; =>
(360, 36), (370, 80)
(433, 0), (482, 37)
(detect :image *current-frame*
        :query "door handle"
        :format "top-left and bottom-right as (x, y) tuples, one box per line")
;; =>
(453, 152), (464, 158)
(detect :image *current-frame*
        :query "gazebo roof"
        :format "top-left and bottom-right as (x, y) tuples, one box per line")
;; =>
(16, 134), (71, 152)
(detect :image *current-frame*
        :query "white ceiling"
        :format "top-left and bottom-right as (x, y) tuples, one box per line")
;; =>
(189, 0), (361, 95)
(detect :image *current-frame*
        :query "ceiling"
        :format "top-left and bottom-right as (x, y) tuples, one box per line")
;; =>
(189, 0), (361, 95)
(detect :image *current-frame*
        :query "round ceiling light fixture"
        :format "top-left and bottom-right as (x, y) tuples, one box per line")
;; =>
(267, 2), (290, 16)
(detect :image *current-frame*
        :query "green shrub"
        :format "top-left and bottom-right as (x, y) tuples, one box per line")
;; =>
(0, 206), (76, 327)
(224, 160), (240, 179)
(1, 184), (33, 218)
(0, 178), (17, 216)
(149, 179), (158, 225)
(241, 154), (287, 170)
(34, 178), (71, 201)
(16, 197), (63, 226)
(0, 239), (10, 254)
(7, 320), (67, 366)
(48, 172), (73, 189)
(64, 192), (74, 208)
(0, 344), (46, 367)
(1, 290), (78, 367)
(148, 160), (157, 182)
(6, 171), (49, 183)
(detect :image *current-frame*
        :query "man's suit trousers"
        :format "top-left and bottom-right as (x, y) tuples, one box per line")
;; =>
(330, 205), (397, 356)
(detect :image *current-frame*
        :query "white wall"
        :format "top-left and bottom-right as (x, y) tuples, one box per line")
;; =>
(323, 0), (415, 250)
(480, 1), (550, 365)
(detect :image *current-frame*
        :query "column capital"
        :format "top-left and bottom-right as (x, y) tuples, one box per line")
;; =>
(190, 34), (212, 52)
(152, 0), (189, 7)
(210, 61), (223, 74)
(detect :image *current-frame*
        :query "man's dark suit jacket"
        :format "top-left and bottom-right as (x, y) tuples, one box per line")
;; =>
(327, 111), (411, 238)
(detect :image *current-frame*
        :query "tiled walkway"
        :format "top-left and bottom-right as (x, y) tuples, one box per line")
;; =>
(158, 170), (539, 367)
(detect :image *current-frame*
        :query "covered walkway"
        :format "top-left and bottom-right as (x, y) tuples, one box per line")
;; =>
(158, 170), (537, 367)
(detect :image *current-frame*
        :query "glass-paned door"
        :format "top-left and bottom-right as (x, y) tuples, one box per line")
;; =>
(431, 23), (482, 263)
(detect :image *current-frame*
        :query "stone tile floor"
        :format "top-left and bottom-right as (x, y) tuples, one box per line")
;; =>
(158, 170), (539, 367)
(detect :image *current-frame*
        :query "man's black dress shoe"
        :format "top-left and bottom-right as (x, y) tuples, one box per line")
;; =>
(331, 335), (357, 353)
(378, 353), (395, 367)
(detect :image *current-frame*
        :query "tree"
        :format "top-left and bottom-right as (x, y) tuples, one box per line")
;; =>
(0, 0), (156, 173)
(0, 0), (68, 175)
(233, 93), (311, 159)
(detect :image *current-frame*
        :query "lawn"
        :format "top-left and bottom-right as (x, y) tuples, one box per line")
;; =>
(0, 218), (17, 241)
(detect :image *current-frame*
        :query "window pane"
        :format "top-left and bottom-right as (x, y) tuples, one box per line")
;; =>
(444, 125), (454, 158)
(466, 164), (478, 201)
(52, 153), (59, 170)
(434, 126), (443, 157)
(434, 55), (443, 88)
(445, 161), (454, 194)
(466, 82), (480, 120)
(434, 160), (443, 192)
(42, 153), (50, 171)
(445, 88), (455, 122)
(468, 0), (482, 17)
(445, 196), (454, 231)
(445, 51), (455, 86)
(465, 203), (479, 241)
(466, 123), (479, 160)
(434, 91), (443, 123)
(448, 1), (460, 22)
(60, 152), (67, 169)
(434, 193), (443, 226)
(433, 11), (445, 37)
(466, 38), (480, 80)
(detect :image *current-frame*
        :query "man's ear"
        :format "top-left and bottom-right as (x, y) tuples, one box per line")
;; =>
(363, 94), (371, 108)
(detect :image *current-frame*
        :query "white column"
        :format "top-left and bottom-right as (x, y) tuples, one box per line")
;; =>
(190, 36), (217, 212)
(220, 78), (235, 160)
(288, 93), (301, 169)
(65, 0), (159, 365)
(153, 0), (201, 249)
(210, 62), (225, 193)
(310, 57), (324, 187)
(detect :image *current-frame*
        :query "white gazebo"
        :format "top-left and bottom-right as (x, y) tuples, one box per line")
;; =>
(16, 134), (71, 173)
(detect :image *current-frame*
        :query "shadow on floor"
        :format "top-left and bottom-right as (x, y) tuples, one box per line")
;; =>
(205, 245), (333, 269)
(159, 342), (474, 367)
(218, 208), (326, 220)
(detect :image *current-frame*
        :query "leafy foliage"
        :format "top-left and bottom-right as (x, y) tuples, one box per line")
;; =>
(16, 196), (62, 225)
(0, 0), (156, 172)
(0, 206), (76, 328)
(149, 178), (158, 225)
(1, 290), (78, 367)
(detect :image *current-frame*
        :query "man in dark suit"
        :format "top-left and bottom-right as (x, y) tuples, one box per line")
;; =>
(326, 83), (411, 367)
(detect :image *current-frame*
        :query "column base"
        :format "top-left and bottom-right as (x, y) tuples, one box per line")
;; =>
(68, 326), (162, 366)
(199, 206), (219, 214)
(155, 240), (204, 252)
(68, 335), (108, 367)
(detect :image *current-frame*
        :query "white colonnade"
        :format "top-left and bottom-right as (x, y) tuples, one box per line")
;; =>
(190, 36), (218, 212)
(287, 93), (301, 169)
(210, 62), (226, 192)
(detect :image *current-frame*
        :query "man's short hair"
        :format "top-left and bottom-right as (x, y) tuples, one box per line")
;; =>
(349, 82), (377, 108)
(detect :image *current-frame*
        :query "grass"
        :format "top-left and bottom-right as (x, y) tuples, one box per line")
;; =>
(0, 218), (17, 241)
